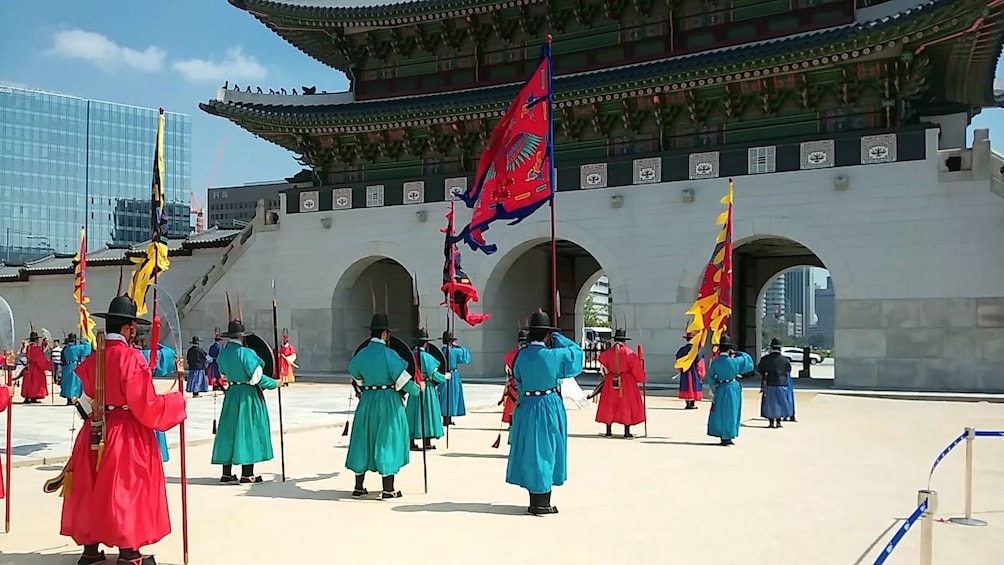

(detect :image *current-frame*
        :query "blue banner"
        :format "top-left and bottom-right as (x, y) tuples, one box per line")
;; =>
(872, 498), (929, 565)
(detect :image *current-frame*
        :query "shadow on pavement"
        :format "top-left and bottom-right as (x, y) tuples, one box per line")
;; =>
(0, 442), (53, 457)
(391, 501), (527, 516)
(642, 440), (722, 447)
(242, 472), (348, 501)
(439, 452), (508, 460)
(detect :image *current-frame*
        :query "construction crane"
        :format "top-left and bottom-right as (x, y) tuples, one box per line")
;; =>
(192, 137), (228, 232)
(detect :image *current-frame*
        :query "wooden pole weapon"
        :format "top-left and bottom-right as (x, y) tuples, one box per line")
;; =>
(271, 280), (287, 482)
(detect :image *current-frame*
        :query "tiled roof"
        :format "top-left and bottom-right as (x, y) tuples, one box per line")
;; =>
(203, 0), (964, 128)
(0, 228), (242, 281)
(231, 0), (504, 20)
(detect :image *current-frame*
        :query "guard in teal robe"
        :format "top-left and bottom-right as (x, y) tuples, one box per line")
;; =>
(346, 314), (421, 499)
(706, 337), (745, 446)
(140, 340), (176, 463)
(59, 333), (91, 404)
(438, 331), (470, 424)
(408, 329), (446, 450)
(210, 320), (278, 483)
(506, 311), (584, 515)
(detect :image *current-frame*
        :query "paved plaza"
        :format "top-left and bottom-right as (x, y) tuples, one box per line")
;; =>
(2, 384), (1003, 564)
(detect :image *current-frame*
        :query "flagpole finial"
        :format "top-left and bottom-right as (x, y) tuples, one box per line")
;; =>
(546, 34), (553, 44)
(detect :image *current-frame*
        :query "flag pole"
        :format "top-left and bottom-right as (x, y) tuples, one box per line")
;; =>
(4, 359), (12, 533)
(445, 200), (455, 450)
(545, 35), (558, 327)
(271, 280), (287, 482)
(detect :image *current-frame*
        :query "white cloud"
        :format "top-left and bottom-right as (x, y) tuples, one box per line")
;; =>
(48, 29), (166, 73)
(172, 47), (267, 83)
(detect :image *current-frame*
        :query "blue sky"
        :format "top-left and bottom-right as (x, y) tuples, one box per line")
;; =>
(0, 0), (1002, 211)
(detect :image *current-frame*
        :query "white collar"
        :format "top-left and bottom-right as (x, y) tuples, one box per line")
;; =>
(227, 339), (243, 345)
(530, 340), (547, 346)
(107, 333), (128, 344)
(370, 338), (386, 344)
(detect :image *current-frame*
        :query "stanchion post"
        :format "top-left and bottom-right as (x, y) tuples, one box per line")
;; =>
(949, 427), (988, 526)
(918, 489), (937, 565)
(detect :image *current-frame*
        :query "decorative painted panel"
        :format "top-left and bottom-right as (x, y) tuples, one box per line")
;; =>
(366, 184), (385, 207)
(861, 134), (897, 164)
(403, 181), (425, 204)
(579, 163), (607, 189)
(333, 188), (352, 210)
(748, 146), (777, 175)
(800, 140), (835, 170)
(633, 157), (662, 184)
(445, 177), (467, 200)
(298, 190), (319, 213)
(689, 151), (720, 180)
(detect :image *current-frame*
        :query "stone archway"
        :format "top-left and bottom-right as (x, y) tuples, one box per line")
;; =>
(480, 237), (609, 377)
(331, 257), (415, 371)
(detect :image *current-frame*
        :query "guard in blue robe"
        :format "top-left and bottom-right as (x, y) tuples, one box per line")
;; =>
(346, 314), (421, 499)
(140, 338), (176, 463)
(59, 333), (92, 405)
(185, 336), (209, 396)
(757, 338), (794, 428)
(506, 311), (584, 515)
(438, 331), (470, 425)
(706, 336), (745, 446)
(408, 329), (447, 450)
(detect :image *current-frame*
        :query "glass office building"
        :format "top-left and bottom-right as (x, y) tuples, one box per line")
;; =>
(0, 83), (190, 263)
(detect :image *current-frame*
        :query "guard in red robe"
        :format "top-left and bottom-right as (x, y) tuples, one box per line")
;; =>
(500, 330), (528, 426)
(21, 331), (51, 403)
(592, 329), (646, 438)
(0, 380), (8, 499)
(60, 295), (187, 565)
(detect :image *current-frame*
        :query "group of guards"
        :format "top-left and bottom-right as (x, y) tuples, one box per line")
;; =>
(0, 292), (799, 564)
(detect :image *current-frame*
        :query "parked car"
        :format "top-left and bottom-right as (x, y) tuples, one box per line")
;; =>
(780, 347), (822, 365)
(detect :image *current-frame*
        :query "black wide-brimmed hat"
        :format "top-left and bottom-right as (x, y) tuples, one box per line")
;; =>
(517, 329), (529, 342)
(191, 336), (201, 344)
(221, 320), (246, 338)
(769, 338), (782, 349)
(441, 330), (457, 344)
(366, 313), (395, 331)
(67, 332), (78, 342)
(523, 311), (559, 332)
(613, 328), (631, 341)
(415, 328), (432, 343)
(718, 335), (734, 349)
(28, 331), (39, 341)
(93, 295), (151, 325)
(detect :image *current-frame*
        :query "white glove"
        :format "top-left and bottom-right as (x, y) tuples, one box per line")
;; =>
(444, 371), (452, 380)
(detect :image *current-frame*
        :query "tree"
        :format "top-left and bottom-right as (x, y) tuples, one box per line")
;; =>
(583, 294), (610, 328)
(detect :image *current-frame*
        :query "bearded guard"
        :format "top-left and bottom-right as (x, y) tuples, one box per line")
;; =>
(757, 338), (794, 429)
(59, 295), (187, 565)
(21, 330), (51, 403)
(438, 331), (470, 426)
(592, 329), (646, 438)
(210, 319), (278, 484)
(408, 328), (447, 451)
(60, 333), (93, 406)
(506, 311), (584, 515)
(346, 313), (421, 499)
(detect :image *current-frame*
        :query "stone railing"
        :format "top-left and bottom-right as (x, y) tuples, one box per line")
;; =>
(937, 128), (992, 183)
(177, 201), (268, 320)
(991, 150), (1004, 199)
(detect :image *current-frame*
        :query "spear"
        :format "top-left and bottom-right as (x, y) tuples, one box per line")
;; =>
(4, 354), (12, 533)
(271, 280), (287, 482)
(412, 274), (429, 493)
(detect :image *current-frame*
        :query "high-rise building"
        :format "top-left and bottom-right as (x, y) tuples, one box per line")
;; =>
(814, 275), (836, 348)
(0, 83), (191, 263)
(587, 275), (611, 325)
(762, 277), (785, 320)
(784, 268), (815, 334)
(208, 180), (290, 228)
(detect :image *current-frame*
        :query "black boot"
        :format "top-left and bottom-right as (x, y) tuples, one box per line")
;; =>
(410, 441), (420, 451)
(623, 425), (633, 439)
(423, 438), (435, 451)
(528, 491), (559, 515)
(604, 424), (613, 437)
(239, 464), (262, 484)
(776, 419), (783, 428)
(78, 545), (106, 565)
(352, 473), (368, 497)
(219, 465), (238, 484)
(381, 475), (402, 499)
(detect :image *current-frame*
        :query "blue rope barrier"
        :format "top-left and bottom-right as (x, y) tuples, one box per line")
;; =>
(928, 431), (966, 486)
(872, 498), (929, 565)
(974, 430), (1004, 438)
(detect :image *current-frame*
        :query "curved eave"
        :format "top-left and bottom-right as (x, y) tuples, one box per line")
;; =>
(232, 0), (521, 26)
(204, 0), (962, 133)
(960, 1), (1004, 107)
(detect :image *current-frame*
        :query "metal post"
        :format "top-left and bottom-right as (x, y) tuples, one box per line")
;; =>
(950, 427), (988, 526)
(918, 489), (937, 565)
